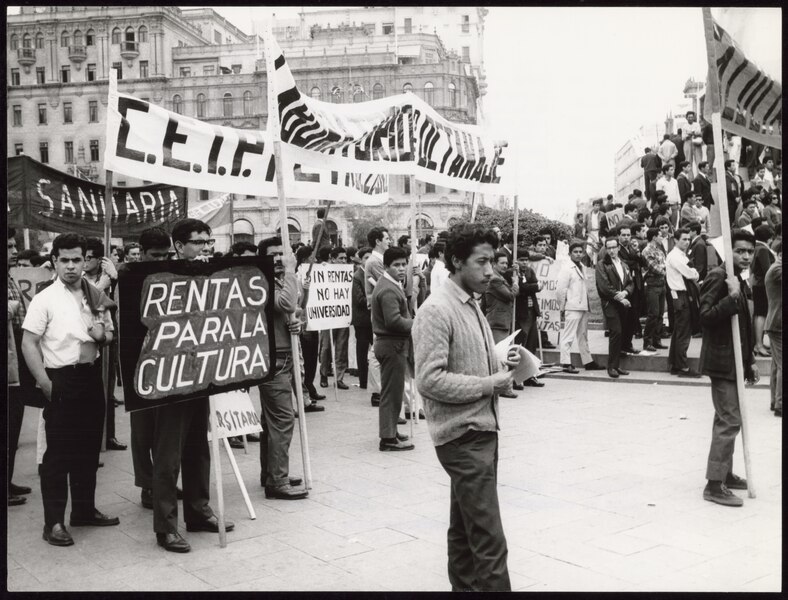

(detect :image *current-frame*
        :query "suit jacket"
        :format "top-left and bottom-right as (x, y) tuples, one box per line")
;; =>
(311, 219), (332, 252)
(371, 275), (412, 338)
(555, 261), (589, 312)
(677, 173), (693, 204)
(751, 242), (775, 288)
(515, 265), (540, 319)
(618, 243), (643, 295)
(483, 272), (516, 331)
(699, 267), (755, 380)
(687, 235), (709, 282)
(595, 255), (634, 307)
(725, 172), (740, 221)
(641, 153), (662, 175)
(764, 261), (782, 334)
(351, 267), (371, 328)
(692, 174), (714, 207)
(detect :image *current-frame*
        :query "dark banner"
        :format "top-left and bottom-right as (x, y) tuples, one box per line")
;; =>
(7, 155), (188, 237)
(118, 256), (277, 412)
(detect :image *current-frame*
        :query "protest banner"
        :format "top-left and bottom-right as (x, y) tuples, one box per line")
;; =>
(207, 390), (263, 440)
(530, 258), (562, 343)
(103, 83), (388, 204)
(304, 263), (354, 331)
(117, 256), (276, 412)
(9, 267), (54, 304)
(188, 193), (233, 229)
(7, 155), (187, 237)
(604, 208), (626, 231)
(266, 35), (516, 195)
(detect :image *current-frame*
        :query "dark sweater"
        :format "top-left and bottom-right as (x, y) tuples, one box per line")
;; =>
(371, 274), (412, 339)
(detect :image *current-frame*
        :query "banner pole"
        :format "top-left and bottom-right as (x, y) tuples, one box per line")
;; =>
(102, 169), (114, 451)
(229, 193), (235, 247)
(329, 329), (340, 404)
(23, 228), (30, 250)
(208, 397), (227, 547)
(264, 25), (312, 489)
(222, 438), (256, 520)
(409, 176), (419, 436)
(512, 195), (519, 333)
(300, 201), (332, 313)
(702, 7), (754, 498)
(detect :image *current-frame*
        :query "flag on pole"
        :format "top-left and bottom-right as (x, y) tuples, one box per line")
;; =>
(702, 8), (782, 149)
(188, 193), (233, 229)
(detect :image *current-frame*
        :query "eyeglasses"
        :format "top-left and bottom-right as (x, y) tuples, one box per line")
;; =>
(186, 239), (215, 246)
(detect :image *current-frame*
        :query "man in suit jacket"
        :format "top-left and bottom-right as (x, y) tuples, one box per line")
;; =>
(693, 161), (714, 209)
(483, 252), (519, 397)
(764, 242), (782, 416)
(352, 247), (373, 390)
(677, 160), (694, 205)
(686, 222), (708, 284)
(595, 237), (635, 378)
(699, 230), (758, 507)
(641, 148), (662, 202)
(371, 247), (415, 451)
(724, 160), (741, 225)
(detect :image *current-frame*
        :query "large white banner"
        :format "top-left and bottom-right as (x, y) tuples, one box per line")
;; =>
(304, 264), (354, 331)
(266, 35), (516, 195)
(530, 259), (562, 341)
(104, 80), (388, 204)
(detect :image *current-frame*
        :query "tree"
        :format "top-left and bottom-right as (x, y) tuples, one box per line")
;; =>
(343, 205), (397, 248)
(460, 205), (573, 246)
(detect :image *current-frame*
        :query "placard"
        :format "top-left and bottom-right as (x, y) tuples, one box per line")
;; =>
(207, 390), (263, 440)
(9, 267), (54, 304)
(304, 263), (354, 331)
(529, 259), (562, 340)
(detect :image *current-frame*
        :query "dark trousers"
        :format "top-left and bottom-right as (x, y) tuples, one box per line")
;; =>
(130, 408), (156, 489)
(258, 355), (295, 488)
(435, 430), (510, 592)
(644, 283), (666, 345)
(320, 327), (349, 381)
(354, 326), (373, 388)
(8, 387), (26, 486)
(603, 301), (628, 369)
(769, 331), (782, 411)
(300, 330), (319, 394)
(41, 362), (105, 527)
(515, 308), (539, 354)
(151, 397), (213, 534)
(105, 340), (119, 440)
(706, 377), (740, 481)
(668, 291), (691, 371)
(375, 337), (410, 440)
(627, 290), (643, 342)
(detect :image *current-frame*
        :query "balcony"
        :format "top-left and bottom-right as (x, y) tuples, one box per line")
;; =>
(17, 47), (36, 66)
(69, 45), (87, 62)
(120, 40), (139, 60)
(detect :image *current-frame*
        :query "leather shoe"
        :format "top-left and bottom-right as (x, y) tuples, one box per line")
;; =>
(607, 368), (619, 379)
(397, 417), (406, 425)
(141, 488), (153, 509)
(703, 483), (743, 507)
(542, 341), (556, 349)
(265, 484), (308, 500)
(10, 483), (32, 495)
(524, 377), (544, 387)
(616, 368), (630, 376)
(186, 515), (235, 532)
(106, 438), (127, 451)
(157, 532), (191, 553)
(396, 432), (410, 442)
(70, 509), (120, 527)
(676, 368), (702, 378)
(622, 347), (641, 355)
(499, 391), (518, 398)
(336, 380), (349, 390)
(371, 394), (380, 407)
(9, 495), (26, 506)
(260, 477), (304, 488)
(654, 342), (668, 349)
(379, 438), (415, 451)
(98, 461), (104, 468)
(584, 361), (604, 371)
(304, 403), (325, 412)
(228, 437), (245, 449)
(643, 345), (657, 352)
(320, 377), (329, 388)
(725, 473), (747, 490)
(43, 523), (74, 546)
(561, 364), (579, 374)
(176, 487), (183, 500)
(404, 409), (426, 420)
(512, 383), (524, 390)
(245, 433), (261, 443)
(309, 391), (326, 401)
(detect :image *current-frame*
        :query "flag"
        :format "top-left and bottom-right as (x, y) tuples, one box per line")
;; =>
(188, 193), (232, 229)
(702, 8), (782, 148)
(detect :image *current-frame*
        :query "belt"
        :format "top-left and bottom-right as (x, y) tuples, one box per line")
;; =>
(46, 361), (99, 372)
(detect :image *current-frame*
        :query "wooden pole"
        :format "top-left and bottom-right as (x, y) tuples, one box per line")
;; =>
(702, 7), (754, 498)
(222, 438), (256, 520)
(208, 397), (227, 547)
(409, 176), (419, 437)
(229, 193), (235, 247)
(102, 169), (113, 451)
(511, 195), (519, 333)
(329, 329), (340, 404)
(23, 228), (30, 250)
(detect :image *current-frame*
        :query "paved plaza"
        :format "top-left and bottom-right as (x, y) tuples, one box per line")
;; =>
(6, 374), (781, 592)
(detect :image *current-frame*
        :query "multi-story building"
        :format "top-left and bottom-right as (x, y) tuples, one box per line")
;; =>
(7, 6), (487, 251)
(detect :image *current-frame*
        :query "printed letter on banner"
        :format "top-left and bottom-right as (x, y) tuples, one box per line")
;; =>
(305, 263), (354, 331)
(530, 259), (562, 340)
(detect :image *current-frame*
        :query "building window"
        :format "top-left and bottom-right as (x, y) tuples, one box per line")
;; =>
(203, 65), (215, 76)
(85, 29), (94, 46)
(10, 35), (18, 50)
(63, 102), (73, 123)
(22, 33), (31, 48)
(243, 91), (253, 116)
(125, 27), (135, 42)
(138, 25), (147, 43)
(73, 30), (83, 46)
(404, 177), (410, 194)
(353, 85), (364, 103)
(38, 104), (47, 124)
(462, 46), (470, 62)
(36, 67), (45, 84)
(424, 82), (434, 104)
(310, 86), (321, 100)
(179, 67), (191, 77)
(64, 141), (74, 163)
(373, 82), (384, 99)
(214, 30), (221, 44)
(35, 32), (44, 49)
(382, 22), (393, 35)
(404, 18), (412, 34)
(331, 86), (343, 103)
(61, 31), (70, 48)
(172, 95), (182, 114)
(117, 181), (126, 187)
(199, 189), (210, 201)
(425, 182), (436, 194)
(10, 69), (20, 86)
(14, 143), (24, 156)
(448, 82), (457, 107)
(402, 82), (413, 93)
(89, 100), (98, 122)
(223, 93), (233, 117)
(111, 28), (121, 44)
(139, 60), (148, 78)
(462, 14), (470, 33)
(61, 66), (70, 83)
(89, 139), (99, 162)
(112, 61), (122, 79)
(196, 93), (206, 117)
(40, 142), (49, 164)
(13, 105), (22, 126)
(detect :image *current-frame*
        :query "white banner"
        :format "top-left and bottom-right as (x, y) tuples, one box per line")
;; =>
(207, 390), (263, 440)
(530, 259), (562, 340)
(304, 264), (354, 331)
(104, 79), (388, 204)
(266, 34), (516, 195)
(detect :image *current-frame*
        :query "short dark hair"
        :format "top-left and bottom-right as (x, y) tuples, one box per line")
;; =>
(17, 249), (39, 262)
(316, 207), (326, 219)
(538, 226), (552, 237)
(493, 251), (509, 263)
(383, 246), (409, 267)
(656, 203), (671, 216)
(8, 228), (16, 240)
(345, 246), (357, 260)
(698, 161), (708, 171)
(330, 246), (347, 259)
(367, 227), (388, 247)
(644, 147), (651, 153)
(661, 164), (673, 174)
(624, 202), (636, 214)
(663, 134), (671, 141)
(655, 216), (671, 228)
(124, 242), (140, 255)
(85, 237), (105, 258)
(616, 224), (631, 235)
(686, 222), (702, 235)
(754, 224), (774, 242)
(139, 227), (171, 252)
(673, 227), (690, 240)
(171, 218), (211, 245)
(51, 233), (87, 258)
(112, 245), (124, 261)
(679, 160), (691, 170)
(295, 245), (313, 265)
(604, 237), (619, 248)
(751, 216), (765, 229)
(230, 241), (258, 256)
(29, 254), (48, 267)
(633, 189), (643, 197)
(444, 224), (498, 274)
(356, 246), (372, 261)
(743, 198), (757, 208)
(631, 222), (646, 235)
(731, 229), (756, 247)
(646, 227), (660, 242)
(569, 240), (584, 252)
(534, 235), (548, 246)
(724, 159), (736, 170)
(638, 208), (652, 223)
(316, 245), (332, 262)
(397, 234), (410, 248)
(592, 198), (603, 206)
(257, 236), (283, 256)
(686, 110), (696, 117)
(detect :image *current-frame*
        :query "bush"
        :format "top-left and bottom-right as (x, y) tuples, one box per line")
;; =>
(465, 205), (573, 246)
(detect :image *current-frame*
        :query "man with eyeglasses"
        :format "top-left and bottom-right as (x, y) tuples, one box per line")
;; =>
(150, 219), (232, 553)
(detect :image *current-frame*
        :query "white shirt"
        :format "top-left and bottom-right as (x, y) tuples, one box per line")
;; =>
(665, 246), (699, 292)
(683, 121), (701, 140)
(590, 211), (600, 232)
(22, 278), (113, 368)
(696, 205), (710, 233)
(656, 177), (681, 206)
(611, 257), (625, 284)
(431, 259), (449, 292)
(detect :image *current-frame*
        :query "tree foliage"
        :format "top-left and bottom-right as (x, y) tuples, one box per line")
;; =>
(343, 205), (397, 248)
(465, 205), (574, 246)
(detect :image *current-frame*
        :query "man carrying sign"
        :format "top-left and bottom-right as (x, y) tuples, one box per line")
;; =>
(318, 247), (350, 391)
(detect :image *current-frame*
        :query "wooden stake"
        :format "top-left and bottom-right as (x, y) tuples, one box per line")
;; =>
(208, 396), (227, 547)
(222, 437), (256, 520)
(329, 329), (340, 404)
(511, 195), (519, 333)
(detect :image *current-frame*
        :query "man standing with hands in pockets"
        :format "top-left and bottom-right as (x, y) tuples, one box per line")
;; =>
(413, 224), (521, 592)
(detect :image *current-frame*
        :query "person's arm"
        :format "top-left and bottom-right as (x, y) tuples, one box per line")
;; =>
(699, 271), (739, 326)
(595, 262), (615, 300)
(519, 269), (540, 295)
(487, 275), (515, 302)
(692, 243), (708, 281)
(379, 287), (413, 334)
(21, 331), (52, 400)
(670, 253), (700, 281)
(352, 274), (367, 312)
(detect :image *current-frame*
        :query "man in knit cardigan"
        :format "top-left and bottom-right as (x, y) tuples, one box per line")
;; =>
(413, 224), (521, 592)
